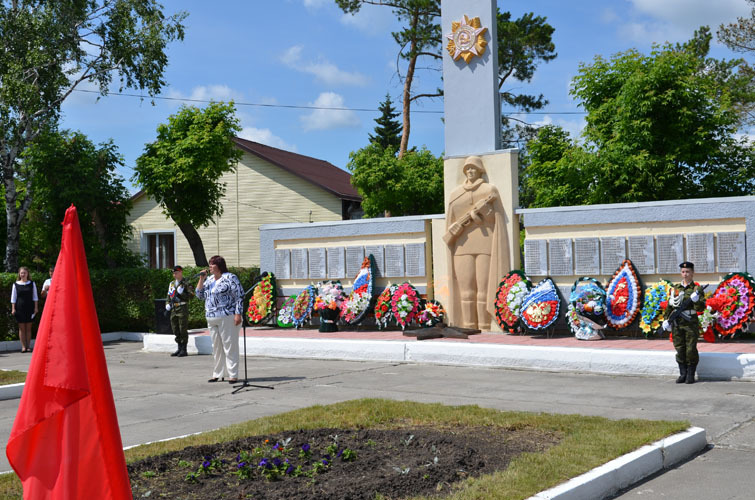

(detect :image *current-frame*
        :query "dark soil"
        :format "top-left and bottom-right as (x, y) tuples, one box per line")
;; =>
(128, 425), (560, 499)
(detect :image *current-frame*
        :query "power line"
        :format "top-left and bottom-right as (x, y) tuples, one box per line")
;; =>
(72, 89), (587, 115)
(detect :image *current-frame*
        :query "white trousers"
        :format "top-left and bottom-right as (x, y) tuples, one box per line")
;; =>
(207, 315), (239, 379)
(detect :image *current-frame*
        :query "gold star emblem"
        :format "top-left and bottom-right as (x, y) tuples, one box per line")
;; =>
(446, 15), (487, 63)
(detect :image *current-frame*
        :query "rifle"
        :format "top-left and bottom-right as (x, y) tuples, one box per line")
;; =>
(442, 193), (497, 245)
(667, 284), (708, 327)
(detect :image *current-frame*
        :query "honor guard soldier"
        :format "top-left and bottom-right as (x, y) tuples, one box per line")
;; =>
(166, 265), (192, 357)
(663, 262), (705, 384)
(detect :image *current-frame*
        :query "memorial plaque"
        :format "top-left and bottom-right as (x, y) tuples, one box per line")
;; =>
(524, 239), (547, 276)
(628, 235), (655, 274)
(717, 232), (746, 272)
(405, 243), (426, 277)
(365, 245), (385, 277)
(308, 247), (326, 279)
(384, 244), (405, 277)
(686, 233), (714, 273)
(327, 247), (345, 279)
(657, 234), (683, 274)
(291, 248), (308, 280)
(548, 239), (573, 276)
(600, 237), (626, 274)
(345, 246), (365, 277)
(274, 248), (291, 280)
(574, 238), (599, 275)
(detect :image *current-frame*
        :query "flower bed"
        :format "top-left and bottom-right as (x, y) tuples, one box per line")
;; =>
(494, 270), (532, 333)
(247, 272), (276, 325)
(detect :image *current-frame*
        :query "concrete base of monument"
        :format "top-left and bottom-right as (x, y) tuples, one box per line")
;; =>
(140, 331), (755, 381)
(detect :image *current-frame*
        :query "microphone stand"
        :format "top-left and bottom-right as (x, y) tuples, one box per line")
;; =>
(232, 276), (275, 394)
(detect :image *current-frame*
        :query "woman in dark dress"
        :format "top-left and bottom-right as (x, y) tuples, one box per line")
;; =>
(11, 267), (38, 353)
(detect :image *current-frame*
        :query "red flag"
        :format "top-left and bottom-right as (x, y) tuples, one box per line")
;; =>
(6, 206), (132, 499)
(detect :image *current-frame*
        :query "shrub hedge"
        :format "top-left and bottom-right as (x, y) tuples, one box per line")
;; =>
(0, 266), (259, 342)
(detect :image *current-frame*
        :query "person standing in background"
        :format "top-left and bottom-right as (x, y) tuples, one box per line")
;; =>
(166, 265), (193, 357)
(195, 255), (244, 383)
(40, 266), (54, 299)
(11, 267), (38, 353)
(663, 261), (705, 384)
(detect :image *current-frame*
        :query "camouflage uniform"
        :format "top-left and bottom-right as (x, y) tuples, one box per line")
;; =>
(168, 278), (193, 355)
(665, 282), (705, 365)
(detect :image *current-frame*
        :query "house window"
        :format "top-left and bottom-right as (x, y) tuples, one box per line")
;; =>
(146, 233), (175, 269)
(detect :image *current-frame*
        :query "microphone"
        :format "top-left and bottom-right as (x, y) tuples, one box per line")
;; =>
(191, 271), (208, 279)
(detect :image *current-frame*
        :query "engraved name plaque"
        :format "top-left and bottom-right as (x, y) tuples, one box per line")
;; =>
(274, 249), (291, 280)
(686, 233), (714, 273)
(657, 234), (683, 274)
(384, 244), (405, 277)
(600, 237), (626, 274)
(404, 243), (426, 277)
(327, 247), (345, 279)
(548, 238), (573, 276)
(345, 246), (365, 277)
(524, 239), (547, 276)
(574, 238), (599, 275)
(365, 245), (385, 277)
(628, 235), (655, 274)
(291, 248), (308, 280)
(308, 247), (326, 279)
(717, 232), (746, 272)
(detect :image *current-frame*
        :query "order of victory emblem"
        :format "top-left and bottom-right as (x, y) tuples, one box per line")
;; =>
(446, 15), (487, 63)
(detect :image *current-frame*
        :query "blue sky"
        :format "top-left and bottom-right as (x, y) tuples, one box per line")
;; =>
(59, 0), (753, 192)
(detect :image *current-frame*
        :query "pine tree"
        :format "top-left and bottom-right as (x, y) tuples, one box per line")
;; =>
(369, 94), (402, 151)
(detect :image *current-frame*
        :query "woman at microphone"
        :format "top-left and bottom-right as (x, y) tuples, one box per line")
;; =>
(194, 255), (244, 383)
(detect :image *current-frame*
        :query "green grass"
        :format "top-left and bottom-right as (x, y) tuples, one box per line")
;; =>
(0, 370), (25, 386)
(0, 398), (688, 500)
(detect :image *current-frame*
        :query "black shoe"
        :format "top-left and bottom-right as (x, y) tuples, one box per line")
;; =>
(170, 347), (180, 357)
(177, 344), (188, 357)
(686, 363), (697, 384)
(676, 362), (687, 384)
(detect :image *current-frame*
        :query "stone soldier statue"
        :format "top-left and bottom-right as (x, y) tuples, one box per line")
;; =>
(444, 156), (509, 330)
(166, 265), (193, 357)
(663, 261), (705, 384)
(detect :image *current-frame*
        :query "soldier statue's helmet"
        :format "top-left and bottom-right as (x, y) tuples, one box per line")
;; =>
(462, 155), (486, 175)
(679, 261), (694, 270)
(172, 265), (183, 272)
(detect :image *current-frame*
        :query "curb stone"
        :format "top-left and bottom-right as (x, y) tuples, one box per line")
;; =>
(528, 427), (707, 500)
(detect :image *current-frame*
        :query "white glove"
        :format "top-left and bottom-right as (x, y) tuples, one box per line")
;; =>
(177, 285), (185, 294)
(662, 320), (670, 331)
(165, 303), (171, 311)
(690, 291), (700, 302)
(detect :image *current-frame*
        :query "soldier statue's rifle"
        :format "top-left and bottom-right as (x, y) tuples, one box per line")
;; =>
(667, 284), (708, 327)
(442, 193), (497, 245)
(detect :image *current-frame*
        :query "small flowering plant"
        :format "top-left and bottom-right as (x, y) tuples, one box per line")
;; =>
(292, 285), (317, 328)
(276, 294), (297, 328)
(639, 279), (673, 337)
(247, 272), (276, 324)
(314, 280), (346, 312)
(391, 282), (421, 330)
(494, 270), (532, 333)
(374, 284), (397, 330)
(418, 299), (446, 327)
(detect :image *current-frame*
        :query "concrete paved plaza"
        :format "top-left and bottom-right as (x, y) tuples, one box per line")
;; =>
(1, 340), (754, 498)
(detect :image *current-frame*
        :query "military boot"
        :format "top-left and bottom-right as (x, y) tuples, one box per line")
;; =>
(177, 343), (188, 357)
(685, 363), (697, 384)
(676, 362), (687, 384)
(170, 345), (181, 357)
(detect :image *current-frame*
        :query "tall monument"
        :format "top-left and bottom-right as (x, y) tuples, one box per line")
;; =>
(439, 0), (520, 331)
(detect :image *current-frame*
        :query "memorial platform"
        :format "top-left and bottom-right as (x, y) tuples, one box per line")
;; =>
(142, 327), (755, 382)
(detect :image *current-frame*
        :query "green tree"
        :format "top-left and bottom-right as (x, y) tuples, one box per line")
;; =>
(524, 29), (755, 208)
(718, 0), (755, 125)
(132, 102), (242, 266)
(335, 3), (556, 154)
(0, 0), (186, 271)
(369, 94), (402, 150)
(347, 142), (443, 217)
(19, 130), (140, 269)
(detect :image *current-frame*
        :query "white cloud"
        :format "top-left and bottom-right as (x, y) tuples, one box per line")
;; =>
(166, 84), (244, 105)
(618, 0), (752, 45)
(300, 92), (361, 131)
(238, 127), (297, 152)
(281, 45), (369, 86)
(339, 5), (396, 36)
(301, 0), (328, 8)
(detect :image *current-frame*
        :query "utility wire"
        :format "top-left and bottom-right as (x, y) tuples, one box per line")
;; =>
(72, 89), (587, 115)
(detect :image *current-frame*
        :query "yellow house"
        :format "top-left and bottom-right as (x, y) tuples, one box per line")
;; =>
(126, 137), (362, 268)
